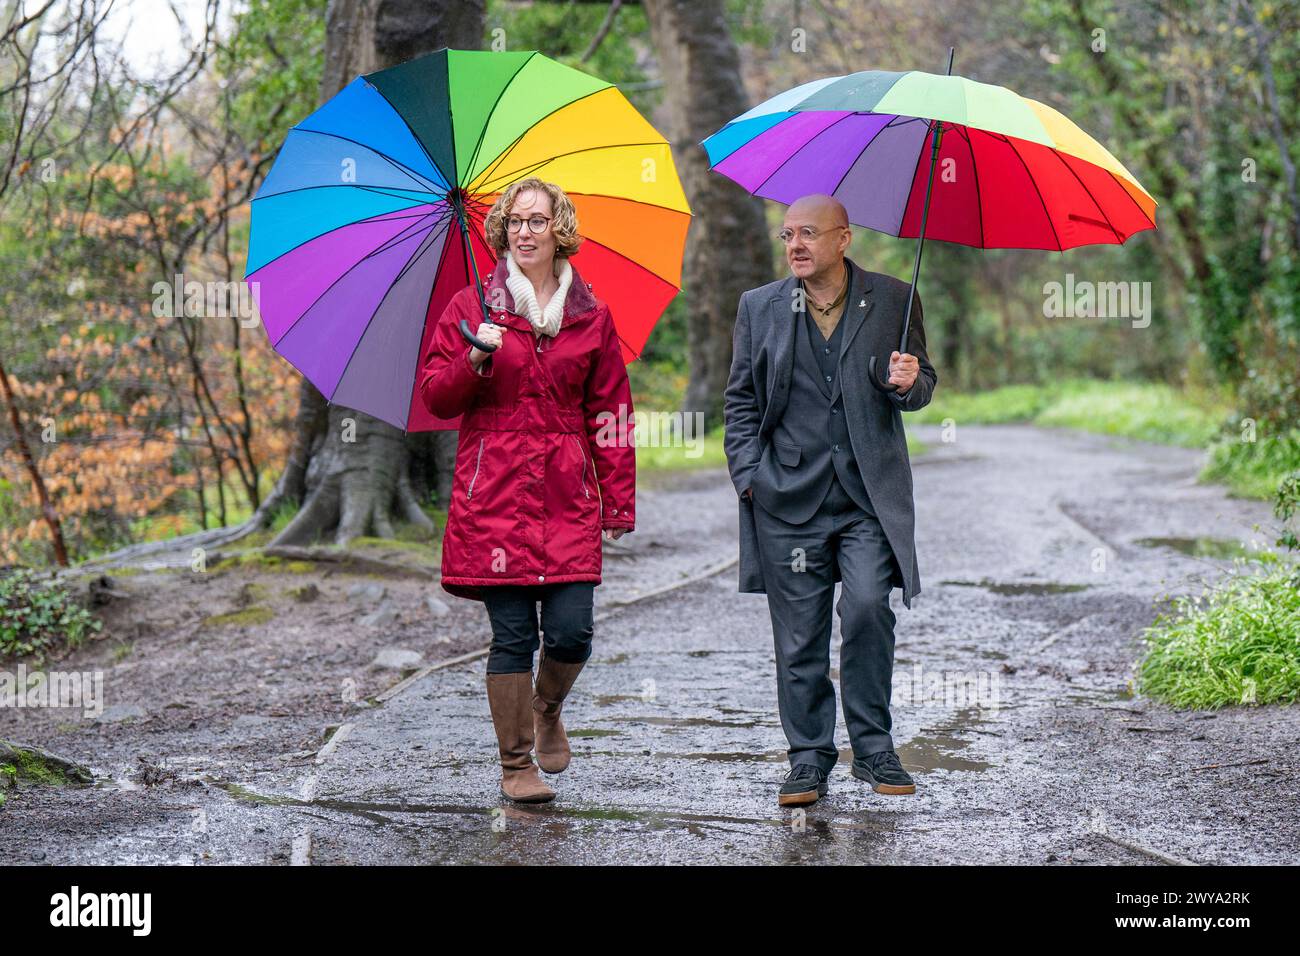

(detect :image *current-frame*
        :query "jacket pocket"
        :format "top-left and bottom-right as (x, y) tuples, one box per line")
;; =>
(774, 439), (801, 468)
(572, 434), (590, 499)
(466, 437), (486, 500)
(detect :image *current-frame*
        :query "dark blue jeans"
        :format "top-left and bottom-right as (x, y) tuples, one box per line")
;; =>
(482, 582), (596, 674)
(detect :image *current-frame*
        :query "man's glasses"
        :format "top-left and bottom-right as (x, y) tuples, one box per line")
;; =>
(507, 214), (553, 234)
(776, 225), (847, 244)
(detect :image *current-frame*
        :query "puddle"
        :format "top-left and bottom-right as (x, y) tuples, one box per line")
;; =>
(205, 777), (502, 824)
(614, 715), (770, 730)
(563, 806), (643, 822)
(568, 729), (621, 738)
(581, 749), (787, 763)
(1133, 537), (1256, 559)
(592, 694), (653, 707)
(941, 579), (1090, 596)
(1060, 686), (1137, 708)
(898, 707), (995, 773)
(206, 775), (820, 833)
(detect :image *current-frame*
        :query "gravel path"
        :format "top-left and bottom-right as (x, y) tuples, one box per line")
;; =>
(4, 424), (1294, 865)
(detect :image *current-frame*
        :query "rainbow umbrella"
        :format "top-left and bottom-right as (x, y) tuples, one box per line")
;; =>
(701, 50), (1156, 391)
(245, 48), (690, 432)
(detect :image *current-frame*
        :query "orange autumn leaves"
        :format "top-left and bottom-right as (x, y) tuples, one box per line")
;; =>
(1, 306), (298, 565)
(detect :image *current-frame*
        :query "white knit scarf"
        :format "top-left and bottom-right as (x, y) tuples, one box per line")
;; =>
(504, 251), (572, 338)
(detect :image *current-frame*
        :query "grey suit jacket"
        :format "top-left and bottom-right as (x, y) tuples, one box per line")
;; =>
(722, 256), (937, 609)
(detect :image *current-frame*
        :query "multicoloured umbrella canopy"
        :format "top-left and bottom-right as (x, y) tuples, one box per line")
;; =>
(700, 68), (1156, 250)
(245, 48), (690, 432)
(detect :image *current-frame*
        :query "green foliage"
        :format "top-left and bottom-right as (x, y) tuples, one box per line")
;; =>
(627, 357), (690, 411)
(1034, 382), (1228, 446)
(0, 568), (102, 664)
(1020, 0), (1300, 429)
(1271, 471), (1300, 557)
(484, 0), (654, 112)
(1136, 559), (1300, 710)
(217, 0), (328, 143)
(1203, 428), (1300, 500)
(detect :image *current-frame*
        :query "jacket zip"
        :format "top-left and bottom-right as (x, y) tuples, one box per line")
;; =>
(467, 437), (485, 500)
(574, 435), (590, 499)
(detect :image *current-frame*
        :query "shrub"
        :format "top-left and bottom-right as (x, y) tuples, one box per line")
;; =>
(0, 568), (103, 664)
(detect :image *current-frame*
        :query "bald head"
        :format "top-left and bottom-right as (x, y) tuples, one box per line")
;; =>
(782, 194), (851, 285)
(787, 193), (849, 230)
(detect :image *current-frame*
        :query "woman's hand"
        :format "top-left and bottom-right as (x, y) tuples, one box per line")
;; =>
(603, 528), (626, 541)
(469, 322), (503, 366)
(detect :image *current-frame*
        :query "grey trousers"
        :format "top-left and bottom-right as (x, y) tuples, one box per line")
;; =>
(752, 472), (899, 772)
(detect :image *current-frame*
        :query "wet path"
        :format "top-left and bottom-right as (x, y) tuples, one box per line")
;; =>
(293, 424), (1298, 865)
(13, 424), (1292, 864)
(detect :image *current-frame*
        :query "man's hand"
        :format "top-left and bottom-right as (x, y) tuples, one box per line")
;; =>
(603, 528), (627, 541)
(888, 350), (919, 393)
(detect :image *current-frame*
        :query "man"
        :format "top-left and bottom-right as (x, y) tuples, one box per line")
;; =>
(723, 194), (937, 807)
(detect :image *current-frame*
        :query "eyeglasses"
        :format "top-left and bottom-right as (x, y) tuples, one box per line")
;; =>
(776, 225), (847, 244)
(507, 214), (553, 234)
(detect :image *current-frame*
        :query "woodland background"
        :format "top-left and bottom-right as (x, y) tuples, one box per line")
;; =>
(1, 0), (1297, 568)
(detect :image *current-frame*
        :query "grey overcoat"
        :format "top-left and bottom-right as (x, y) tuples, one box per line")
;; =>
(722, 256), (938, 609)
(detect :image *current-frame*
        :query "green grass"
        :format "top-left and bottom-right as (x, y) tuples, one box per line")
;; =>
(634, 419), (925, 475)
(910, 382), (1058, 426)
(1203, 428), (1300, 500)
(636, 420), (728, 473)
(908, 376), (1300, 499)
(1135, 557), (1300, 710)
(1034, 383), (1228, 447)
(911, 377), (1231, 447)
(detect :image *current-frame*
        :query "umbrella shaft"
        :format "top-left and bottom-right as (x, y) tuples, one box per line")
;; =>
(453, 197), (492, 326)
(900, 121), (943, 353)
(899, 46), (955, 356)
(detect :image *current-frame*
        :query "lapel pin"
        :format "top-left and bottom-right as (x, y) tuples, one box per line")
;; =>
(859, 298), (867, 308)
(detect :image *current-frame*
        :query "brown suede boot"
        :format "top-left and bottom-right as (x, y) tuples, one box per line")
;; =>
(532, 647), (586, 774)
(486, 672), (555, 803)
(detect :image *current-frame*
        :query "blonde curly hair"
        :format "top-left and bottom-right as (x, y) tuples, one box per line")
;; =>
(483, 177), (582, 258)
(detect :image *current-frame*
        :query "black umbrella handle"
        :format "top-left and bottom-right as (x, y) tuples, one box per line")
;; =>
(451, 190), (500, 353)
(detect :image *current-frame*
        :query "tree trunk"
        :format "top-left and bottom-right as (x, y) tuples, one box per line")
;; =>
(643, 0), (772, 432)
(264, 0), (483, 547)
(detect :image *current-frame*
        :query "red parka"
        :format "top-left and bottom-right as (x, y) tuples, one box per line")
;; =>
(418, 255), (636, 602)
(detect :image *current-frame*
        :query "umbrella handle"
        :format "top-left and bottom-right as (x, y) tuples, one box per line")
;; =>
(458, 317), (500, 352)
(868, 313), (914, 394)
(867, 353), (900, 393)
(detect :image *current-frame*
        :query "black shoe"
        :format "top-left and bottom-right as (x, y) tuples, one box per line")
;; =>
(852, 750), (916, 795)
(778, 763), (829, 806)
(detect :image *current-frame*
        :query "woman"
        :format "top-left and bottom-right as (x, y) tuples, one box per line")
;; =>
(417, 177), (635, 803)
